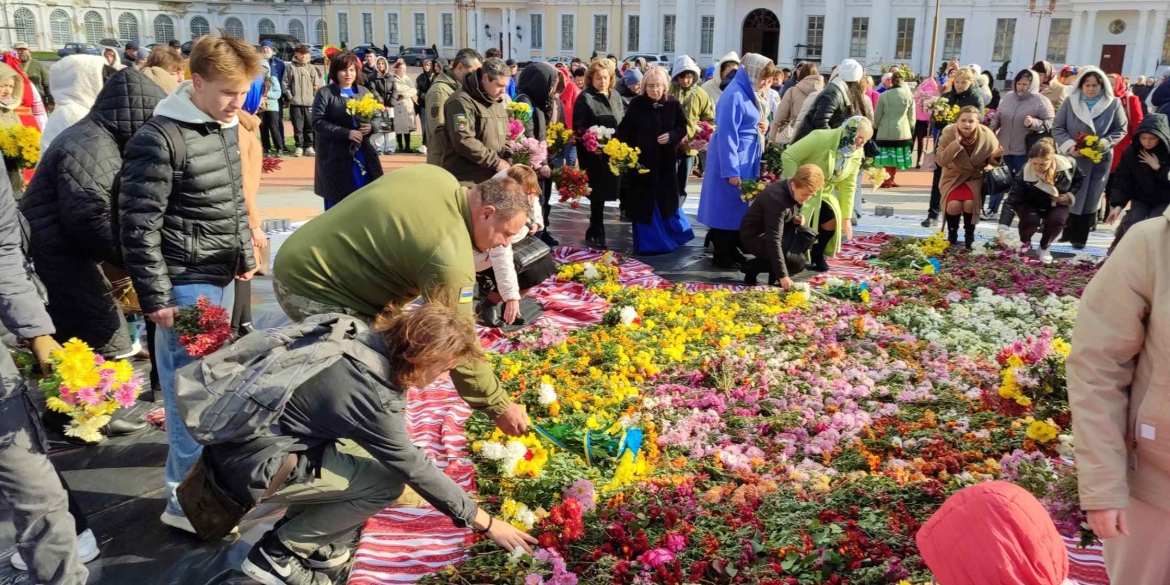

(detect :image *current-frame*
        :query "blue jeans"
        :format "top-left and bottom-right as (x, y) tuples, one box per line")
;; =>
(155, 282), (234, 516)
(677, 156), (695, 201)
(989, 155), (1028, 214)
(564, 144), (578, 167)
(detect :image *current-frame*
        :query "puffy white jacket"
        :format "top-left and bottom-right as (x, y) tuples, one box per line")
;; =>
(41, 55), (106, 152)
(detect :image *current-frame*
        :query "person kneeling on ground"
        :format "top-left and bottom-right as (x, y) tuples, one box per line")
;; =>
(197, 306), (535, 585)
(1000, 137), (1081, 263)
(1104, 113), (1170, 250)
(475, 165), (555, 327)
(739, 164), (823, 288)
(272, 166), (531, 436)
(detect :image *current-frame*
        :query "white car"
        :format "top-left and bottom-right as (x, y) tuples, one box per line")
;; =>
(623, 54), (669, 67)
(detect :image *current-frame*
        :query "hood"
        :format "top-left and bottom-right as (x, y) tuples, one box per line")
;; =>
(1067, 66), (1116, 124)
(375, 56), (390, 78)
(140, 66), (179, 95)
(976, 71), (990, 89)
(0, 62), (25, 107)
(716, 51), (740, 73)
(795, 75), (824, 95)
(917, 482), (1069, 585)
(517, 62), (558, 108)
(671, 56), (702, 82)
(1131, 113), (1170, 158)
(90, 68), (169, 146)
(154, 80), (240, 128)
(1015, 69), (1041, 96)
(50, 55), (107, 110)
(462, 68), (500, 106)
(236, 109), (260, 132)
(434, 69), (460, 91)
(741, 53), (773, 87)
(1112, 73), (1128, 98)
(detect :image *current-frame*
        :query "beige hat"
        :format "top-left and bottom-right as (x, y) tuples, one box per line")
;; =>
(13, 42), (28, 50)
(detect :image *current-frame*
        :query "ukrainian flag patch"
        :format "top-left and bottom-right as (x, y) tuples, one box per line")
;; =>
(459, 285), (475, 304)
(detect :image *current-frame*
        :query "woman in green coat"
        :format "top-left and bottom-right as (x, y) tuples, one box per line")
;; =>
(781, 116), (873, 271)
(873, 71), (916, 186)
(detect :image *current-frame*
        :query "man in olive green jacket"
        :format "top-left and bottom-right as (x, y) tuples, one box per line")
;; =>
(273, 165), (532, 436)
(14, 43), (51, 107)
(426, 48), (482, 166)
(442, 58), (511, 184)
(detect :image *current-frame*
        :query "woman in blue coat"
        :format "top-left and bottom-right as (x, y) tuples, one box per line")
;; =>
(697, 53), (775, 268)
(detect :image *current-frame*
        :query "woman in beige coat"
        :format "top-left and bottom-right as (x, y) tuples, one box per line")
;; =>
(1068, 206), (1170, 585)
(937, 106), (1002, 248)
(768, 62), (821, 145)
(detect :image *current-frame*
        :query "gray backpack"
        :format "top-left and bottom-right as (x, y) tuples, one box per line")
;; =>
(174, 314), (390, 445)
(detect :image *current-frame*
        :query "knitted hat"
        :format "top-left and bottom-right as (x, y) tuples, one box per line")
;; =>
(622, 68), (643, 86)
(836, 59), (864, 83)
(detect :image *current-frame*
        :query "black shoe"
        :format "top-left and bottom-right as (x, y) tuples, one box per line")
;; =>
(743, 267), (759, 286)
(477, 300), (503, 328)
(1072, 243), (1085, 250)
(596, 228), (607, 250)
(921, 217), (938, 228)
(306, 543), (350, 570)
(103, 418), (148, 437)
(964, 225), (976, 250)
(539, 231), (559, 247)
(948, 229), (958, 246)
(242, 533), (332, 585)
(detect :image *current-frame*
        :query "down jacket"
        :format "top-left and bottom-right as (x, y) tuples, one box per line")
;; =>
(118, 80), (256, 313)
(21, 69), (167, 356)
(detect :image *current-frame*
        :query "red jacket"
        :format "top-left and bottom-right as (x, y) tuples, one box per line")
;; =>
(1112, 75), (1144, 172)
(557, 66), (580, 130)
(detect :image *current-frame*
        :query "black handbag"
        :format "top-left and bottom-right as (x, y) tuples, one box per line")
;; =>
(983, 164), (1014, 196)
(511, 235), (551, 275)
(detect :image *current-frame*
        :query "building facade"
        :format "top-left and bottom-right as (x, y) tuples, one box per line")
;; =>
(0, 0), (326, 51)
(324, 0), (1170, 79)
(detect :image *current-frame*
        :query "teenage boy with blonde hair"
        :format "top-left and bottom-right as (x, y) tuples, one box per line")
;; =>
(118, 33), (262, 535)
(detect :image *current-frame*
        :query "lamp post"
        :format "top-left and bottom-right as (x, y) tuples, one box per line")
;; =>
(1029, 0), (1056, 65)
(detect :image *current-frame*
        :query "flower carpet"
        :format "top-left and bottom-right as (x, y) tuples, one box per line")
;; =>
(348, 233), (1110, 585)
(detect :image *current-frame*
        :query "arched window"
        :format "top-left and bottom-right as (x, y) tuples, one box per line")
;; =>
(315, 19), (327, 45)
(258, 18), (276, 36)
(289, 19), (305, 43)
(50, 9), (71, 46)
(83, 11), (104, 45)
(118, 13), (139, 43)
(14, 9), (37, 47)
(190, 16), (209, 40)
(153, 15), (175, 43)
(224, 17), (244, 39)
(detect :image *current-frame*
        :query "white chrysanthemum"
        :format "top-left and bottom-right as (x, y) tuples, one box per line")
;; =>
(537, 382), (557, 406)
(515, 507), (537, 529)
(582, 262), (600, 279)
(479, 442), (506, 460)
(505, 440), (528, 459)
(1057, 433), (1075, 459)
(619, 306), (638, 326)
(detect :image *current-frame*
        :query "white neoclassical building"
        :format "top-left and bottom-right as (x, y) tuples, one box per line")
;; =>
(0, 0), (327, 51)
(324, 0), (1170, 78)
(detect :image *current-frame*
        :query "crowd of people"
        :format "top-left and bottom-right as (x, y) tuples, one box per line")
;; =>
(0, 28), (1167, 585)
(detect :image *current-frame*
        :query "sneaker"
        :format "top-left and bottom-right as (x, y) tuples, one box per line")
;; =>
(294, 147), (303, 157)
(242, 533), (332, 585)
(306, 543), (351, 569)
(304, 147), (316, 156)
(1039, 249), (1053, 264)
(161, 511), (238, 535)
(10, 529), (101, 571)
(921, 217), (937, 228)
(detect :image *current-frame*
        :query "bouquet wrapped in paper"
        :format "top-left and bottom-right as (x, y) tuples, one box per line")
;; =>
(684, 121), (715, 156)
(553, 166), (590, 208)
(508, 136), (548, 168)
(1074, 132), (1108, 164)
(545, 122), (575, 160)
(41, 339), (144, 443)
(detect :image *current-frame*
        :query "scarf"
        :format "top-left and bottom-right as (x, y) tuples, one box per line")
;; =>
(741, 53), (772, 88)
(1083, 94), (1102, 110)
(835, 116), (865, 174)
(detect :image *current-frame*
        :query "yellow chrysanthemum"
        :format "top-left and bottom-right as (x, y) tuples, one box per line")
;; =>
(1026, 420), (1059, 443)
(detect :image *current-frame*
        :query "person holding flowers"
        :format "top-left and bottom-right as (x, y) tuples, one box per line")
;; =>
(573, 60), (625, 249)
(698, 53), (775, 268)
(1052, 66), (1126, 248)
(443, 57), (511, 184)
(669, 56), (714, 204)
(514, 62), (563, 245)
(937, 106), (1002, 249)
(780, 116), (872, 271)
(923, 67), (985, 227)
(616, 66), (693, 254)
(1001, 138), (1081, 264)
(311, 51), (384, 209)
(873, 70), (916, 187)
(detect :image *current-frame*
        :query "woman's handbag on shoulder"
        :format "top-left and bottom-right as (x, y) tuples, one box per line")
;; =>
(982, 164), (1014, 196)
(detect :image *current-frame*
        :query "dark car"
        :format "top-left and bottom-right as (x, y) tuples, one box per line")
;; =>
(57, 43), (101, 58)
(400, 46), (438, 66)
(352, 45), (385, 62)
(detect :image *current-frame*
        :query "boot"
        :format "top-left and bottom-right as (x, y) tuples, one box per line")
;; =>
(963, 214), (976, 251)
(946, 214), (960, 246)
(596, 225), (608, 250)
(809, 231), (831, 272)
(888, 167), (900, 188)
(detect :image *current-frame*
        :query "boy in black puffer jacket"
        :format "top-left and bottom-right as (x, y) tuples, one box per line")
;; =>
(1107, 113), (1170, 248)
(118, 34), (261, 537)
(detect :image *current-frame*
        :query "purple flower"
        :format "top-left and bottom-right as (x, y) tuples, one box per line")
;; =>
(525, 575), (545, 585)
(563, 479), (596, 513)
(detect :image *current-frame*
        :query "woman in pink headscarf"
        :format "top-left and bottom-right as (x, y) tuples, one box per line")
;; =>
(913, 75), (940, 168)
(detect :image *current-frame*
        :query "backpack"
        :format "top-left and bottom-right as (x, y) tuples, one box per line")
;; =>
(173, 314), (391, 445)
(146, 116), (187, 191)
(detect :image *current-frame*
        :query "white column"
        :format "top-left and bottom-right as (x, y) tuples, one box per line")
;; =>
(1065, 10), (1082, 66)
(866, 0), (891, 68)
(1148, 11), (1167, 72)
(1080, 10), (1098, 65)
(639, 0), (657, 54)
(1132, 9), (1151, 77)
(712, 0), (728, 60)
(820, 0), (845, 66)
(778, 0), (800, 66)
(675, 0), (693, 58)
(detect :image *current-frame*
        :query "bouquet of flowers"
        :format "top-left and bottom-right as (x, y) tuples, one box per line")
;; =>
(508, 136), (548, 168)
(816, 277), (876, 303)
(345, 93), (382, 124)
(1075, 132), (1108, 164)
(684, 121), (715, 156)
(864, 163), (891, 188)
(545, 121), (575, 160)
(507, 118), (525, 141)
(552, 166), (590, 208)
(762, 142), (785, 176)
(173, 296), (233, 358)
(602, 138), (648, 176)
(739, 178), (766, 202)
(0, 124), (41, 170)
(507, 101), (533, 125)
(262, 157), (283, 174)
(580, 125), (614, 154)
(995, 330), (1072, 425)
(983, 108), (998, 125)
(40, 339), (144, 443)
(930, 97), (959, 125)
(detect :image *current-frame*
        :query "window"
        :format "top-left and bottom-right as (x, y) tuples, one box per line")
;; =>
(223, 17), (244, 38)
(190, 16), (209, 40)
(316, 19), (328, 45)
(118, 13), (139, 43)
(530, 14), (543, 49)
(338, 13), (349, 44)
(663, 14), (675, 53)
(442, 13), (453, 47)
(259, 18), (276, 37)
(993, 18), (1016, 62)
(154, 14), (175, 43)
(1046, 17), (1070, 63)
(360, 13), (372, 44)
(594, 14), (608, 52)
(895, 17), (914, 60)
(14, 9), (36, 47)
(849, 17), (868, 58)
(805, 16), (824, 59)
(561, 14), (574, 51)
(700, 16), (715, 55)
(50, 9), (71, 45)
(943, 18), (963, 60)
(289, 19), (305, 43)
(627, 14), (639, 52)
(413, 13), (425, 46)
(83, 12), (104, 45)
(388, 13), (399, 46)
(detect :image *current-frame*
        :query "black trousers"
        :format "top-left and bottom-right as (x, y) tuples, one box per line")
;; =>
(928, 165), (943, 219)
(540, 177), (553, 229)
(708, 228), (746, 267)
(397, 132), (412, 151)
(290, 105), (314, 149)
(231, 278), (252, 334)
(1063, 212), (1095, 245)
(259, 110), (283, 152)
(743, 224), (817, 281)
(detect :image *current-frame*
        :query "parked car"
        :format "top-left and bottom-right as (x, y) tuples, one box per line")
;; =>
(98, 38), (124, 49)
(310, 46), (325, 64)
(623, 53), (670, 67)
(547, 55), (576, 67)
(399, 46), (438, 66)
(352, 44), (385, 62)
(180, 41), (192, 57)
(57, 43), (101, 58)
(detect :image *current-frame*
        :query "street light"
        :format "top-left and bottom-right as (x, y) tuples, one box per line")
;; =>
(1029, 0), (1057, 65)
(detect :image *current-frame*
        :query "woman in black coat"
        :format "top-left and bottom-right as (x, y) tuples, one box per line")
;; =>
(615, 67), (693, 254)
(312, 52), (384, 209)
(515, 62), (562, 245)
(417, 59), (438, 146)
(1000, 137), (1081, 264)
(574, 61), (625, 249)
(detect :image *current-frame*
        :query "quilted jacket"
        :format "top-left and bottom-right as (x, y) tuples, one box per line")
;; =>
(118, 80), (256, 313)
(21, 68), (167, 356)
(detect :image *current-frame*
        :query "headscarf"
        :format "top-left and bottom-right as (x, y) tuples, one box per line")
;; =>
(0, 62), (24, 113)
(741, 53), (773, 88)
(836, 116), (865, 173)
(1111, 74), (1129, 98)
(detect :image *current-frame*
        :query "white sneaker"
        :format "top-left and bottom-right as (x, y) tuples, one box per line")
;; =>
(10, 529), (100, 571)
(114, 341), (142, 360)
(293, 147), (303, 157)
(304, 147), (316, 156)
(160, 511), (238, 536)
(417, 144), (427, 155)
(1039, 249), (1053, 264)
